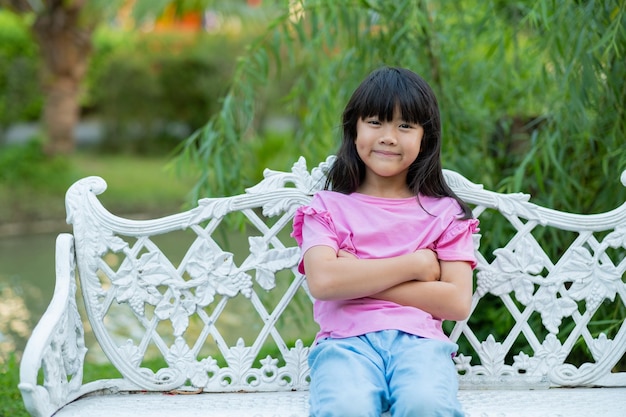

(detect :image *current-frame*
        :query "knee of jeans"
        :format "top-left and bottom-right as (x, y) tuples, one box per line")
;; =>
(310, 395), (381, 417)
(392, 391), (463, 417)
(310, 380), (383, 417)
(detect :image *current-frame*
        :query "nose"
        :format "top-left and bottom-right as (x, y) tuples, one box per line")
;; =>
(379, 126), (397, 145)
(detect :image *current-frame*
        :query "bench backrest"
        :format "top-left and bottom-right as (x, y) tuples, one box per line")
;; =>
(66, 156), (626, 392)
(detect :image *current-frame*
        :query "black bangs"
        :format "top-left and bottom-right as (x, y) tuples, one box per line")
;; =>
(355, 67), (430, 125)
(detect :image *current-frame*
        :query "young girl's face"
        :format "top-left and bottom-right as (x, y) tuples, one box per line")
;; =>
(355, 108), (424, 191)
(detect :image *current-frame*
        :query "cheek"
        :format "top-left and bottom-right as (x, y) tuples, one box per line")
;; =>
(354, 134), (368, 152)
(410, 138), (423, 156)
(354, 142), (368, 160)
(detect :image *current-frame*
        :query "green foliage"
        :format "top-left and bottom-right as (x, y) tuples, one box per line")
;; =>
(175, 0), (626, 214)
(88, 30), (249, 154)
(0, 152), (197, 226)
(71, 153), (197, 213)
(240, 130), (302, 185)
(0, 354), (30, 417)
(81, 27), (134, 109)
(0, 140), (74, 224)
(0, 10), (42, 128)
(0, 140), (72, 191)
(82, 361), (123, 382)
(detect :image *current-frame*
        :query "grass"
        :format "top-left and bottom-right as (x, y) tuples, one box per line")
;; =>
(70, 152), (198, 215)
(0, 150), (198, 228)
(1, 352), (128, 417)
(1, 354), (31, 417)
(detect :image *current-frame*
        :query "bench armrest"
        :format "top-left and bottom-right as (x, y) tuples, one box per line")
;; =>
(19, 233), (87, 417)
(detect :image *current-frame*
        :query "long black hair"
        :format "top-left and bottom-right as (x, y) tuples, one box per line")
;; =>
(325, 66), (472, 219)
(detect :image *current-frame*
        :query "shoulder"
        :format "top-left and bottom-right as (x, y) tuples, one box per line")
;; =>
(310, 190), (353, 207)
(296, 191), (353, 222)
(418, 194), (464, 216)
(420, 195), (479, 239)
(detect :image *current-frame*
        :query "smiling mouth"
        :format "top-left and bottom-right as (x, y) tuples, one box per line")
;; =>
(373, 150), (400, 157)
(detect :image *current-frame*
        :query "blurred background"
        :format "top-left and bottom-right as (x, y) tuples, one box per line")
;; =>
(0, 0), (624, 414)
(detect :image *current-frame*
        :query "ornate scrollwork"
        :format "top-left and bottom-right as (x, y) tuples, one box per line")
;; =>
(22, 159), (626, 417)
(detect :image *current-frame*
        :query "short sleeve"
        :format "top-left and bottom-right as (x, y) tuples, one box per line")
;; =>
(434, 218), (480, 269)
(291, 198), (339, 274)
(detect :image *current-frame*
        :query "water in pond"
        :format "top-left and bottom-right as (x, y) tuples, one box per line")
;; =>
(0, 232), (58, 361)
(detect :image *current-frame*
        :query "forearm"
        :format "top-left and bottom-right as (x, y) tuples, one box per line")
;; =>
(304, 246), (439, 301)
(373, 281), (470, 320)
(373, 261), (473, 320)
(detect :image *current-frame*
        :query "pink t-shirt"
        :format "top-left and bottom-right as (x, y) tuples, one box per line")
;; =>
(291, 190), (479, 343)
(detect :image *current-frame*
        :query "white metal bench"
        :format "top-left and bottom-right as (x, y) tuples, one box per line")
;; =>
(19, 156), (626, 416)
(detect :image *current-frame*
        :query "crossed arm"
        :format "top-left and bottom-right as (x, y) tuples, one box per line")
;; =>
(302, 245), (473, 321)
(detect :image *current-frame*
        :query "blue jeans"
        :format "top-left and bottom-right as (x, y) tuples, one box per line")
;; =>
(308, 330), (464, 417)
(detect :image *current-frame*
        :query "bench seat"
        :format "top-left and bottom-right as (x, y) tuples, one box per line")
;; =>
(52, 388), (626, 417)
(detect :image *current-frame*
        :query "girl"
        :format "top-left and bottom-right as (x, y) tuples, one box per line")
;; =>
(292, 67), (478, 417)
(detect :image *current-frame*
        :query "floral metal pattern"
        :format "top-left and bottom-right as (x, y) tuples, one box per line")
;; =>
(18, 159), (626, 417)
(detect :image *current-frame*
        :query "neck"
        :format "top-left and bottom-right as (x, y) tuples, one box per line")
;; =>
(357, 178), (413, 199)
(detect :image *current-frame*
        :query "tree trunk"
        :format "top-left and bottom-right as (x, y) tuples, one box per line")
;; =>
(32, 1), (93, 155)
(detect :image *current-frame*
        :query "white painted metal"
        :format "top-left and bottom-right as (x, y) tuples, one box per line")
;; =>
(50, 388), (626, 417)
(19, 156), (626, 417)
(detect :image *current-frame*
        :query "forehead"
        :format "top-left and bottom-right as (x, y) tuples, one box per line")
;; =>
(362, 105), (404, 119)
(359, 96), (421, 123)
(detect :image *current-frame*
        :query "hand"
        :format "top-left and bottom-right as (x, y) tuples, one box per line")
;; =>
(337, 249), (357, 259)
(411, 249), (441, 282)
